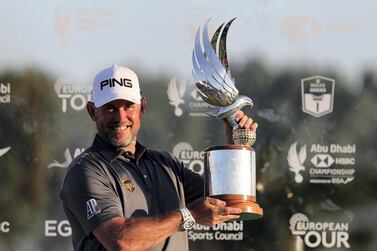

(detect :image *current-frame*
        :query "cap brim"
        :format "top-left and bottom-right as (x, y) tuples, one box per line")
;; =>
(94, 95), (141, 107)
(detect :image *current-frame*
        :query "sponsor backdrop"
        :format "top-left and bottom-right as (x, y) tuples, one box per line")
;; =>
(1, 1), (377, 251)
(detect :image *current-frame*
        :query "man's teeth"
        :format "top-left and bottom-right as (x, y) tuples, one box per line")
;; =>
(113, 125), (131, 130)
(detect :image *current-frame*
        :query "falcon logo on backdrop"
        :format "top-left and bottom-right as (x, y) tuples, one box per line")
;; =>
(167, 77), (213, 117)
(287, 142), (307, 183)
(0, 82), (11, 104)
(167, 78), (186, 117)
(287, 142), (356, 184)
(0, 147), (11, 158)
(289, 213), (350, 249)
(301, 76), (335, 117)
(47, 148), (85, 169)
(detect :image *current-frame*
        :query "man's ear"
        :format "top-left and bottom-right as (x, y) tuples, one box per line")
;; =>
(140, 97), (147, 115)
(87, 102), (97, 121)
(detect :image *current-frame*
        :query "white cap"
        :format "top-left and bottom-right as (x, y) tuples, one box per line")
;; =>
(92, 64), (141, 107)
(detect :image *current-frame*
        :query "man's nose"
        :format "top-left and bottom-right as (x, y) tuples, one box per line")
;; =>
(114, 108), (129, 123)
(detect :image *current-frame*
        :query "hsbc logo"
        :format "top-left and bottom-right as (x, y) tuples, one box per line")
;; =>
(282, 16), (320, 39)
(287, 142), (356, 184)
(311, 154), (334, 168)
(100, 78), (132, 90)
(282, 16), (358, 40)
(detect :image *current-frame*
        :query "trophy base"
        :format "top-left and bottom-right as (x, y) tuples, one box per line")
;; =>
(213, 194), (263, 221)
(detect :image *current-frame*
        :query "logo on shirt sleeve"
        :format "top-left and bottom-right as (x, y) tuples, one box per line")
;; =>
(86, 198), (101, 220)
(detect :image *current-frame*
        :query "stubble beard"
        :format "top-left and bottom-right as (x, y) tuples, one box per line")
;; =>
(98, 126), (137, 149)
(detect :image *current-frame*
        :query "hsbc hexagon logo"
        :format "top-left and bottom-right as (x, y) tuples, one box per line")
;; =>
(310, 154), (334, 168)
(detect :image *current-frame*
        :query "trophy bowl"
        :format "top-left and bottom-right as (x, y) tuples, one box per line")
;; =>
(204, 145), (263, 221)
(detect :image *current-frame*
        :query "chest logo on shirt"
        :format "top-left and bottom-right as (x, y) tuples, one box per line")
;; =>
(121, 178), (136, 192)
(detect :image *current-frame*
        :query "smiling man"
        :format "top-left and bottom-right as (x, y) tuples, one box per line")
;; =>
(60, 64), (258, 251)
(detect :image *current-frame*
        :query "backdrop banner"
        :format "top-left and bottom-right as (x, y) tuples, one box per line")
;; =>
(1, 1), (376, 251)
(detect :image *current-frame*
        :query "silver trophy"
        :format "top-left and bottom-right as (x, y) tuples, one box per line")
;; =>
(192, 19), (263, 220)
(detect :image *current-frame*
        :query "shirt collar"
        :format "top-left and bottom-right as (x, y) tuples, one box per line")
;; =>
(92, 134), (146, 163)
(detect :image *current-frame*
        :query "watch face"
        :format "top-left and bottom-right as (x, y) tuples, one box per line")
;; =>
(183, 219), (196, 230)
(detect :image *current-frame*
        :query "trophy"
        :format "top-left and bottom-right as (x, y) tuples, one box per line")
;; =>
(192, 19), (263, 220)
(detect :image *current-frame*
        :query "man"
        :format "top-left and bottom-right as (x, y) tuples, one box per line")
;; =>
(60, 64), (258, 251)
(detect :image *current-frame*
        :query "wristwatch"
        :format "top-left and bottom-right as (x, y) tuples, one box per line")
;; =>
(179, 207), (196, 231)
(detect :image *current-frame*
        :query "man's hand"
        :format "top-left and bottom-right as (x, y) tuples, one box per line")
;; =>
(187, 197), (242, 226)
(224, 110), (258, 144)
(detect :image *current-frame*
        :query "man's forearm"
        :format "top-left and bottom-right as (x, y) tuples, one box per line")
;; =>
(94, 210), (182, 251)
(94, 197), (242, 251)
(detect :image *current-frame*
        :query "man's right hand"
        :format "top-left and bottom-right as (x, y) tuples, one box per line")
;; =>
(187, 197), (242, 226)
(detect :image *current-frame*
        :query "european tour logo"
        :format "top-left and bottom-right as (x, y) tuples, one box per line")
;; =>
(289, 213), (350, 249)
(54, 78), (91, 113)
(173, 142), (204, 175)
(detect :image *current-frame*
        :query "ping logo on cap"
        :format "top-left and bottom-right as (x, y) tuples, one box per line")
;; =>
(92, 64), (141, 107)
(100, 78), (133, 90)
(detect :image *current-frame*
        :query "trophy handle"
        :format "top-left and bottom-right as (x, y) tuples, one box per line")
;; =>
(225, 111), (256, 146)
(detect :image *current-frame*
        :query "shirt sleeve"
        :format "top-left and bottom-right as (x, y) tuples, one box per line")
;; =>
(163, 151), (204, 204)
(60, 162), (123, 236)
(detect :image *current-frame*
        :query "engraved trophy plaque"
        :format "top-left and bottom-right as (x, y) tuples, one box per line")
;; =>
(192, 19), (263, 220)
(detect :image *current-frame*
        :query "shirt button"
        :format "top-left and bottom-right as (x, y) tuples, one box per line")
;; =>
(143, 175), (147, 179)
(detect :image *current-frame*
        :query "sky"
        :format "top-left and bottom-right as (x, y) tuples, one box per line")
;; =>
(0, 0), (376, 91)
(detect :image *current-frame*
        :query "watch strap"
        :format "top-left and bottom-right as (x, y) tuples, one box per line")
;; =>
(179, 207), (195, 231)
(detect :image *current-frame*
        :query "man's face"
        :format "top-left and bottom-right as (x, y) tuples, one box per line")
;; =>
(89, 99), (145, 149)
